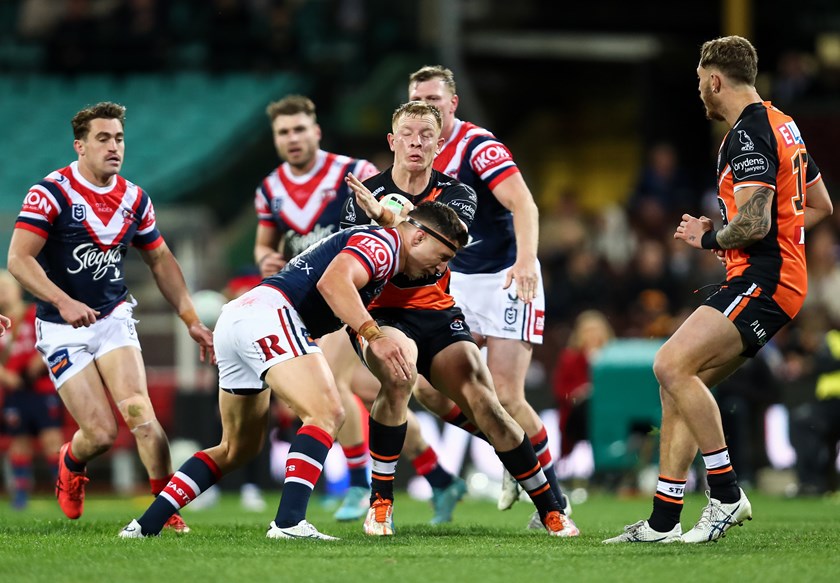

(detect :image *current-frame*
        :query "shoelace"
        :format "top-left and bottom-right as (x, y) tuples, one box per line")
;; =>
(371, 494), (392, 522)
(64, 473), (89, 501)
(692, 492), (729, 529)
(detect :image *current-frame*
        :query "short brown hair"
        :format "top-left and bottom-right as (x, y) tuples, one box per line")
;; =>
(408, 65), (457, 95)
(266, 94), (316, 122)
(71, 102), (126, 140)
(408, 201), (469, 249)
(699, 36), (758, 86)
(391, 101), (442, 131)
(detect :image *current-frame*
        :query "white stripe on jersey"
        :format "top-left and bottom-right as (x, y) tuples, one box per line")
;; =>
(438, 120), (492, 177)
(263, 150), (351, 232)
(54, 176), (143, 247)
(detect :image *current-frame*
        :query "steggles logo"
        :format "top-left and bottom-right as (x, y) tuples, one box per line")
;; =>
(67, 243), (123, 281)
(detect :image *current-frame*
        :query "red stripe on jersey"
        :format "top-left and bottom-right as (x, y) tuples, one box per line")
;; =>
(14, 221), (49, 239)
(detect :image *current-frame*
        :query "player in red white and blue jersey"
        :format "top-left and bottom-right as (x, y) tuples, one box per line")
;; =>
(408, 66), (570, 525)
(254, 95), (379, 276)
(252, 95), (382, 521)
(7, 102), (213, 532)
(119, 202), (466, 540)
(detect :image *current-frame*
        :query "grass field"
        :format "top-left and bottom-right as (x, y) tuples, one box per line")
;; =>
(1, 490), (838, 583)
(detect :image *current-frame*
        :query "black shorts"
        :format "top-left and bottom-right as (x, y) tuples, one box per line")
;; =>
(352, 307), (476, 378)
(703, 277), (792, 357)
(1, 391), (63, 436)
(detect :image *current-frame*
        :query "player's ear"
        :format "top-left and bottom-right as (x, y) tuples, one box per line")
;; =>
(411, 229), (426, 247)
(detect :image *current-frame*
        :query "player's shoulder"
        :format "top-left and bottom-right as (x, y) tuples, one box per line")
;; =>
(433, 169), (475, 196)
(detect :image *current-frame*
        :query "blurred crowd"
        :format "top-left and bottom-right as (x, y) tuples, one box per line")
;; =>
(11, 0), (411, 76)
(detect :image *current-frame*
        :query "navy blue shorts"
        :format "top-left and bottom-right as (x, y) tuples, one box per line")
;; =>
(703, 277), (792, 358)
(2, 391), (63, 436)
(352, 307), (476, 378)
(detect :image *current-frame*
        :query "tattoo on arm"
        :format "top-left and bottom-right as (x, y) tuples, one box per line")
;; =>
(717, 186), (773, 249)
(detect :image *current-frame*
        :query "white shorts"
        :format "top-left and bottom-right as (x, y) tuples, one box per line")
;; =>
(449, 261), (545, 345)
(214, 286), (321, 392)
(36, 300), (141, 389)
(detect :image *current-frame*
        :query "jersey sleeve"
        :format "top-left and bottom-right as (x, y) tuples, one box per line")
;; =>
(437, 183), (478, 228)
(14, 180), (64, 238)
(467, 135), (520, 190)
(727, 123), (778, 191)
(340, 231), (397, 282)
(255, 181), (276, 227)
(131, 193), (164, 250)
(806, 153), (821, 186)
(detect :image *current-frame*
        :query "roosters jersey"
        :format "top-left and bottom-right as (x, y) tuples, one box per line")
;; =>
(255, 149), (378, 260)
(339, 167), (477, 311)
(261, 226), (401, 339)
(0, 304), (53, 395)
(14, 162), (163, 323)
(715, 101), (822, 318)
(433, 118), (519, 274)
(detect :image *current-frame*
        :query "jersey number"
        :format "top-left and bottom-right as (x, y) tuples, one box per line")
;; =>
(790, 149), (806, 215)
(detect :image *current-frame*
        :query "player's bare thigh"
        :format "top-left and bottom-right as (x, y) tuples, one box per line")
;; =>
(263, 352), (344, 435)
(57, 362), (119, 441)
(485, 336), (532, 399)
(654, 305), (746, 386)
(95, 346), (158, 431)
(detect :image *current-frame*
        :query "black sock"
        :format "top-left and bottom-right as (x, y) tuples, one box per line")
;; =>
(369, 417), (407, 503)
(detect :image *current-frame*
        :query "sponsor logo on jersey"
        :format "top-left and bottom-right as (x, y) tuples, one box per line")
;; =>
(23, 190), (55, 216)
(289, 256), (313, 275)
(778, 121), (804, 146)
(737, 130), (754, 151)
(285, 224), (336, 258)
(272, 197), (283, 213)
(449, 199), (476, 221)
(731, 153), (768, 180)
(47, 348), (72, 378)
(72, 204), (87, 222)
(67, 242), (123, 281)
(320, 188), (337, 202)
(354, 236), (391, 279)
(370, 186), (386, 197)
(473, 144), (512, 172)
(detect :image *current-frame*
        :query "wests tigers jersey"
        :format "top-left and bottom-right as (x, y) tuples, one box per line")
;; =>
(339, 167), (477, 311)
(14, 162), (162, 323)
(433, 118), (518, 274)
(715, 101), (822, 317)
(261, 226), (401, 339)
(255, 149), (378, 260)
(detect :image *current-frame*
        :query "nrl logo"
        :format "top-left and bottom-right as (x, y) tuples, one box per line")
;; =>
(72, 204), (87, 222)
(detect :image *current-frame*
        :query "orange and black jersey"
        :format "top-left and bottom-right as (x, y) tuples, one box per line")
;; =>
(715, 101), (822, 318)
(340, 167), (477, 310)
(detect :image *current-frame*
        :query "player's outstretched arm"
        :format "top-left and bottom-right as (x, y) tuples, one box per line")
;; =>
(139, 243), (215, 363)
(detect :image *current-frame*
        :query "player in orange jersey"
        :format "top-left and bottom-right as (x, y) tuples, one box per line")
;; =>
(605, 35), (832, 545)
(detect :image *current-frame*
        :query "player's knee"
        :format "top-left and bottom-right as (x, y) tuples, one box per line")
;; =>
(116, 395), (158, 432)
(84, 423), (119, 453)
(652, 351), (681, 390)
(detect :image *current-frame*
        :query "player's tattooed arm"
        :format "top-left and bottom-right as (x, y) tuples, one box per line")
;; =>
(717, 186), (773, 249)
